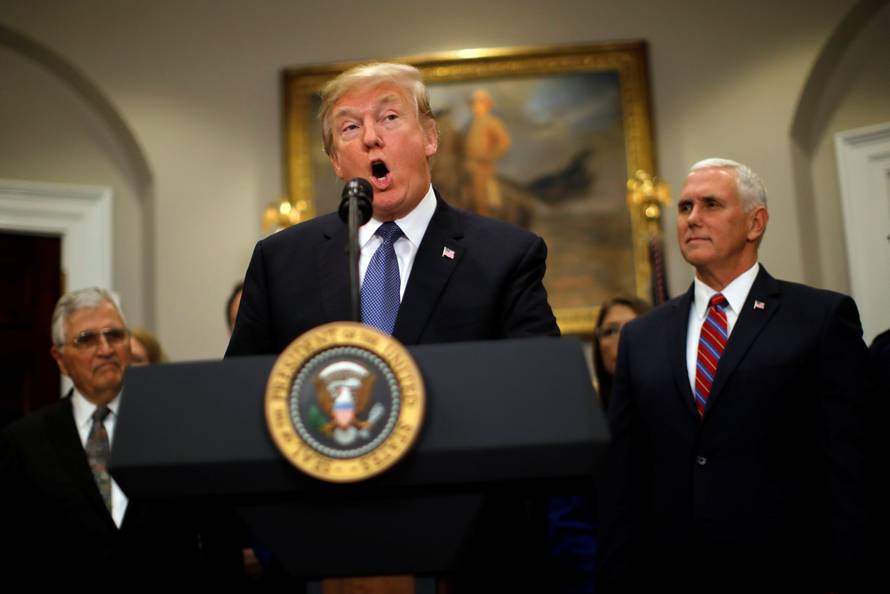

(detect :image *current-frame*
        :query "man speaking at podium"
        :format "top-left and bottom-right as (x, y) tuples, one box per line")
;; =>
(225, 62), (559, 357)
(225, 63), (561, 591)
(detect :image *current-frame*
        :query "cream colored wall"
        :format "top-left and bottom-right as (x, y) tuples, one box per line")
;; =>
(0, 0), (874, 360)
(0, 43), (146, 326)
(809, 5), (890, 294)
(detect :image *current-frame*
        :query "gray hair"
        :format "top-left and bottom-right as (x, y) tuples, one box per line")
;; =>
(690, 158), (767, 211)
(319, 62), (437, 156)
(51, 287), (126, 346)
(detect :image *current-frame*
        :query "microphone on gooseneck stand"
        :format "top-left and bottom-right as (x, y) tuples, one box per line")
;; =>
(340, 178), (374, 322)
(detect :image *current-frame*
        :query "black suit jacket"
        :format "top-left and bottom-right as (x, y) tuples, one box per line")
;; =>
(0, 395), (231, 585)
(224, 194), (559, 588)
(226, 192), (559, 356)
(598, 267), (870, 593)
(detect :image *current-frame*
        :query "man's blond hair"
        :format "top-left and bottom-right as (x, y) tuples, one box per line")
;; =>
(319, 62), (437, 156)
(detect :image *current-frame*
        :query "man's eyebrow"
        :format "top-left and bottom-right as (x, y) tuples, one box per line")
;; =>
(332, 106), (360, 121)
(376, 94), (401, 108)
(332, 95), (403, 121)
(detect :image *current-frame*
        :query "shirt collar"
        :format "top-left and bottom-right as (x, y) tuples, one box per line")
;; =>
(71, 387), (122, 430)
(359, 184), (436, 249)
(692, 262), (760, 320)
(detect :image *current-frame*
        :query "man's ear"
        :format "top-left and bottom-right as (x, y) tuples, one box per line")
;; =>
(423, 121), (439, 158)
(50, 346), (69, 377)
(747, 206), (769, 242)
(329, 149), (345, 180)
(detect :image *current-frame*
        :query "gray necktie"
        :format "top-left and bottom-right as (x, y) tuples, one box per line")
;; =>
(85, 405), (112, 513)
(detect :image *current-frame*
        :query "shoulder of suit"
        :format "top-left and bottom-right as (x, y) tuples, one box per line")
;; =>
(257, 212), (341, 250)
(2, 397), (69, 440)
(456, 208), (542, 243)
(772, 277), (851, 305)
(871, 328), (890, 351)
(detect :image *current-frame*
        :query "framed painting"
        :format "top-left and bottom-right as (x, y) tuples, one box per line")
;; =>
(283, 42), (657, 335)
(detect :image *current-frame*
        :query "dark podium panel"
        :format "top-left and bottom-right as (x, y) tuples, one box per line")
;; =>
(111, 336), (607, 577)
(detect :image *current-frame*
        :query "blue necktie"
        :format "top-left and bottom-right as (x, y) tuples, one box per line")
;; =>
(361, 222), (403, 335)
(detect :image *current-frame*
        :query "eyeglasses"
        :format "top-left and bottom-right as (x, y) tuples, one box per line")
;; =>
(595, 323), (623, 341)
(64, 328), (129, 350)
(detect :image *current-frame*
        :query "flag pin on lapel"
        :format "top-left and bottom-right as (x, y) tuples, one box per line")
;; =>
(442, 246), (455, 260)
(753, 300), (765, 310)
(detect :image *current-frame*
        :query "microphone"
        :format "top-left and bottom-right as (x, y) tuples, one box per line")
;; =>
(340, 178), (374, 322)
(339, 178), (374, 226)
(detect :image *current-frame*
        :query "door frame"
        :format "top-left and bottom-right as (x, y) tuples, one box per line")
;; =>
(834, 121), (890, 344)
(0, 178), (112, 291)
(0, 178), (112, 396)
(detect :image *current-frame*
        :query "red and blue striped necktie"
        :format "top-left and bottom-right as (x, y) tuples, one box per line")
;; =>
(694, 293), (729, 417)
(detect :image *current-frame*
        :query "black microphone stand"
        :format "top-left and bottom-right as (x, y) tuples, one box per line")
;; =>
(339, 178), (374, 323)
(346, 190), (361, 322)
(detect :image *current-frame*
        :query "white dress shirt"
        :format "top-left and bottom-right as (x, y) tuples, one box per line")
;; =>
(686, 262), (760, 392)
(71, 389), (128, 528)
(358, 184), (437, 300)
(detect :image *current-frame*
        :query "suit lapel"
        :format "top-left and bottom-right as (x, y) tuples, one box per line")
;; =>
(704, 267), (781, 416)
(393, 193), (464, 345)
(45, 395), (117, 530)
(318, 218), (352, 323)
(669, 286), (699, 419)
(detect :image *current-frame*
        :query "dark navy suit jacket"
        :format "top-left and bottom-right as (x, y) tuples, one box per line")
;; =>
(224, 192), (560, 590)
(0, 394), (233, 585)
(226, 192), (559, 355)
(598, 267), (870, 593)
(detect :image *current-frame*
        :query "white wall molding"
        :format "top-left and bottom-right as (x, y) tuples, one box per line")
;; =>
(0, 178), (112, 293)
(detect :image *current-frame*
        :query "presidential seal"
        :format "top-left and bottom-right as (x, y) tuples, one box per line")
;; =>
(265, 322), (425, 483)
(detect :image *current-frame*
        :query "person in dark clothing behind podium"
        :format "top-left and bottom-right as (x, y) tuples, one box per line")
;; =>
(866, 328), (890, 582)
(225, 63), (561, 591)
(0, 287), (236, 586)
(869, 329), (890, 400)
(547, 296), (650, 594)
(226, 281), (243, 335)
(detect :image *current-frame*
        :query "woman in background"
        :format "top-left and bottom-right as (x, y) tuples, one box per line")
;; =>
(592, 296), (650, 412)
(130, 327), (167, 366)
(548, 295), (650, 593)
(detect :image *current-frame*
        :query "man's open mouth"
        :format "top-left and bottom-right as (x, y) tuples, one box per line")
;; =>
(371, 160), (389, 180)
(369, 160), (393, 191)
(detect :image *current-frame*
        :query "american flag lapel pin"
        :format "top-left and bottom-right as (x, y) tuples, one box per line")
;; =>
(753, 300), (765, 310)
(442, 246), (455, 260)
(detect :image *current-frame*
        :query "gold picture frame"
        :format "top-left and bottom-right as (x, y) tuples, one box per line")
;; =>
(283, 41), (657, 335)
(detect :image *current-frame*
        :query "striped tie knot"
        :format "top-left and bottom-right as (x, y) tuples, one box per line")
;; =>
(694, 293), (729, 417)
(708, 293), (728, 312)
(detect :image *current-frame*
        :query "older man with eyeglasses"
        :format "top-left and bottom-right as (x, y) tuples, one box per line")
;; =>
(50, 288), (132, 408)
(0, 287), (232, 585)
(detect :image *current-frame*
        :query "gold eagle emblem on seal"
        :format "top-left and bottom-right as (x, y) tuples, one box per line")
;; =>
(265, 322), (425, 483)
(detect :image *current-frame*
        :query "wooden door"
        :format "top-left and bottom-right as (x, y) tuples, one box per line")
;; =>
(0, 231), (62, 426)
